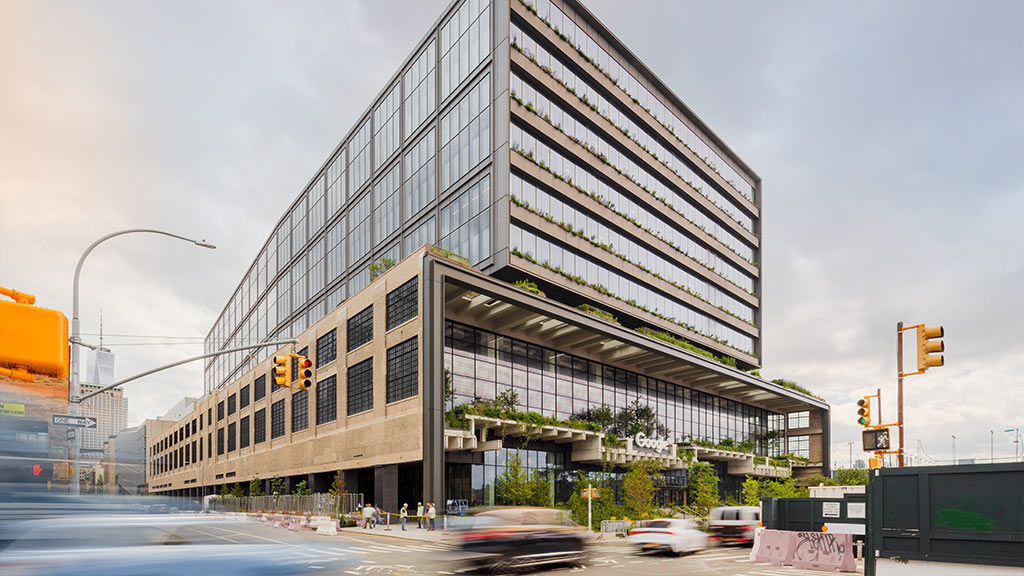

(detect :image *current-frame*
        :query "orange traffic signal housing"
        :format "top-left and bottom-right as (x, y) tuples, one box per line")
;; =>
(0, 288), (68, 379)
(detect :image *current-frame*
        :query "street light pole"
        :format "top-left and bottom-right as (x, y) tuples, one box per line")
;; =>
(951, 435), (956, 465)
(991, 430), (994, 464)
(1007, 428), (1021, 462)
(70, 229), (215, 494)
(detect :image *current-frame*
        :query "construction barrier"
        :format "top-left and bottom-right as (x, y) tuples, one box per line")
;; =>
(753, 529), (796, 566)
(748, 527), (764, 561)
(316, 519), (338, 535)
(791, 531), (856, 573)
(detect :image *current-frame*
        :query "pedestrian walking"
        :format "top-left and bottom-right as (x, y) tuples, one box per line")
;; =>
(400, 503), (409, 531)
(427, 502), (437, 531)
(362, 503), (376, 529)
(416, 502), (424, 529)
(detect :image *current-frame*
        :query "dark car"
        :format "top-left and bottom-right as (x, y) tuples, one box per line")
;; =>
(707, 506), (760, 546)
(457, 508), (589, 572)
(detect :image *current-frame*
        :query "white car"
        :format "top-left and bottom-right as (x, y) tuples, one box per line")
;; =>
(627, 518), (708, 555)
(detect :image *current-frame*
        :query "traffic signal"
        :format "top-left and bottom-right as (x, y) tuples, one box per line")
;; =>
(857, 397), (871, 426)
(296, 357), (313, 390)
(916, 325), (944, 371)
(272, 355), (290, 387)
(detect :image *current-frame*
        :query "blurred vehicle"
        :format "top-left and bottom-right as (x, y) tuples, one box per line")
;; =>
(0, 513), (327, 576)
(627, 518), (708, 555)
(707, 505), (760, 546)
(457, 507), (589, 572)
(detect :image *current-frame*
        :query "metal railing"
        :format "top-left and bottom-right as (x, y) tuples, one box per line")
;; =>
(210, 493), (363, 517)
(600, 519), (634, 534)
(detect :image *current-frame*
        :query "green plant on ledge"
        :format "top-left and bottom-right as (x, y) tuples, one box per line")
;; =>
(635, 326), (738, 369)
(769, 378), (824, 401)
(369, 257), (396, 281)
(430, 245), (470, 264)
(514, 278), (540, 294)
(444, 397), (602, 434)
(577, 303), (618, 324)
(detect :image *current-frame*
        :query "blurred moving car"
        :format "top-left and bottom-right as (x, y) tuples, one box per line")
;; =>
(457, 507), (589, 572)
(707, 506), (760, 546)
(627, 518), (708, 555)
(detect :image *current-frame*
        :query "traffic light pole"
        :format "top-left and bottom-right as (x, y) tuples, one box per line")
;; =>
(897, 322), (905, 467)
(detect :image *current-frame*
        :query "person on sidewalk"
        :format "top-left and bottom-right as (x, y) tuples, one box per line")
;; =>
(427, 502), (437, 531)
(400, 503), (408, 531)
(416, 502), (424, 529)
(362, 503), (375, 529)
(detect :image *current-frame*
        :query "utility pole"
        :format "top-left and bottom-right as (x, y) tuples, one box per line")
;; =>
(952, 435), (956, 465)
(848, 442), (853, 469)
(991, 430), (994, 463)
(897, 322), (905, 467)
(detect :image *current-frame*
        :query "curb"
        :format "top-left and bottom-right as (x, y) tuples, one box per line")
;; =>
(337, 528), (454, 545)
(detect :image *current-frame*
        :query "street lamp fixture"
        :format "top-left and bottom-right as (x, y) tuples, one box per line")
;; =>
(69, 229), (215, 495)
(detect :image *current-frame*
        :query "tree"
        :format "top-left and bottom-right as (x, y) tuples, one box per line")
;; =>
(565, 471), (623, 529)
(623, 461), (662, 518)
(444, 368), (455, 407)
(496, 450), (550, 506)
(328, 470), (346, 496)
(95, 474), (104, 493)
(573, 406), (614, 431)
(219, 484), (231, 497)
(250, 476), (264, 496)
(741, 476), (761, 506)
(270, 475), (287, 496)
(295, 480), (313, 496)
(835, 468), (869, 485)
(688, 462), (719, 517)
(612, 399), (669, 439)
(495, 388), (520, 414)
(230, 482), (245, 498)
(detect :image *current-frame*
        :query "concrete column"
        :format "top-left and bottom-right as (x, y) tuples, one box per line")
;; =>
(374, 465), (399, 515)
(421, 257), (445, 506)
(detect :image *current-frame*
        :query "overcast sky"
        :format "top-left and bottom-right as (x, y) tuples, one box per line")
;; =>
(2, 0), (1022, 466)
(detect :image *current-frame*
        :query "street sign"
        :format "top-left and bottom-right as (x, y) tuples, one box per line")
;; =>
(51, 414), (97, 428)
(66, 428), (76, 440)
(862, 428), (890, 451)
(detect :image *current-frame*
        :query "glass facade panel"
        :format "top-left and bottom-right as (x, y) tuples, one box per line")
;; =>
(440, 74), (490, 190)
(373, 84), (401, 170)
(373, 164), (401, 245)
(348, 192), (372, 264)
(348, 119), (371, 194)
(440, 175), (490, 265)
(404, 40), (436, 138)
(439, 0), (490, 99)
(403, 216), (435, 257)
(404, 128), (436, 220)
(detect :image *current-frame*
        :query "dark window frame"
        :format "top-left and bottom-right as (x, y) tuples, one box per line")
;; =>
(217, 401), (225, 421)
(317, 329), (338, 366)
(254, 375), (266, 401)
(240, 385), (250, 409)
(386, 277), (418, 330)
(316, 375), (337, 425)
(254, 408), (266, 444)
(227, 393), (237, 416)
(271, 399), (285, 439)
(347, 305), (374, 352)
(386, 336), (419, 403)
(347, 358), (374, 415)
(239, 415), (250, 449)
(291, 389), (309, 432)
(227, 422), (236, 452)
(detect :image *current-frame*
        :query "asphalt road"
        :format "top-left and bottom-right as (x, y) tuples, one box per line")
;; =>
(192, 520), (864, 576)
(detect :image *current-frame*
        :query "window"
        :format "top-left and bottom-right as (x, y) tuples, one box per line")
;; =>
(347, 358), (374, 415)
(271, 399), (285, 439)
(291, 389), (309, 432)
(217, 428), (224, 455)
(327, 218), (346, 284)
(292, 347), (308, 382)
(403, 216), (435, 257)
(239, 415), (250, 449)
(386, 277), (418, 330)
(788, 435), (810, 459)
(254, 375), (266, 401)
(404, 129), (436, 220)
(440, 74), (490, 190)
(347, 305), (373, 351)
(254, 408), (266, 444)
(327, 152), (346, 215)
(217, 401), (224, 421)
(317, 329), (337, 366)
(198, 439), (202, 461)
(439, 0), (490, 99)
(404, 40), (436, 138)
(348, 192), (372, 264)
(373, 84), (401, 170)
(387, 337), (418, 403)
(316, 375), (337, 425)
(348, 119), (371, 194)
(373, 164), (401, 245)
(788, 411), (810, 430)
(227, 394), (236, 416)
(240, 385), (250, 409)
(440, 175), (490, 265)
(208, 407), (212, 424)
(207, 433), (211, 458)
(227, 422), (236, 452)
(200, 413), (203, 430)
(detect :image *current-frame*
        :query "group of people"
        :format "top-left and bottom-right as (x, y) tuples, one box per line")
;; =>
(363, 501), (438, 531)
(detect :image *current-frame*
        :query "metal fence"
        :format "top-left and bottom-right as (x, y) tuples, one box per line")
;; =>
(600, 519), (634, 534)
(210, 493), (363, 517)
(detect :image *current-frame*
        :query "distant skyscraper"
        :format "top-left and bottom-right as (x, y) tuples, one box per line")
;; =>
(81, 348), (125, 453)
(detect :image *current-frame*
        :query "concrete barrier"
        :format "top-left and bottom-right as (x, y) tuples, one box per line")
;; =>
(315, 519), (338, 535)
(749, 527), (764, 561)
(754, 529), (796, 566)
(288, 521), (302, 531)
(791, 531), (856, 573)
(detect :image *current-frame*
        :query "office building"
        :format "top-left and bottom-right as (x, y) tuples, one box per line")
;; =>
(149, 0), (828, 508)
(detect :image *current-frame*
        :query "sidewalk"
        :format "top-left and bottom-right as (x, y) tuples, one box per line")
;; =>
(339, 519), (457, 544)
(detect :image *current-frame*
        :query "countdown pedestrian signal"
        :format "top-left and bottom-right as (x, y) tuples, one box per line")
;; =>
(857, 397), (871, 426)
